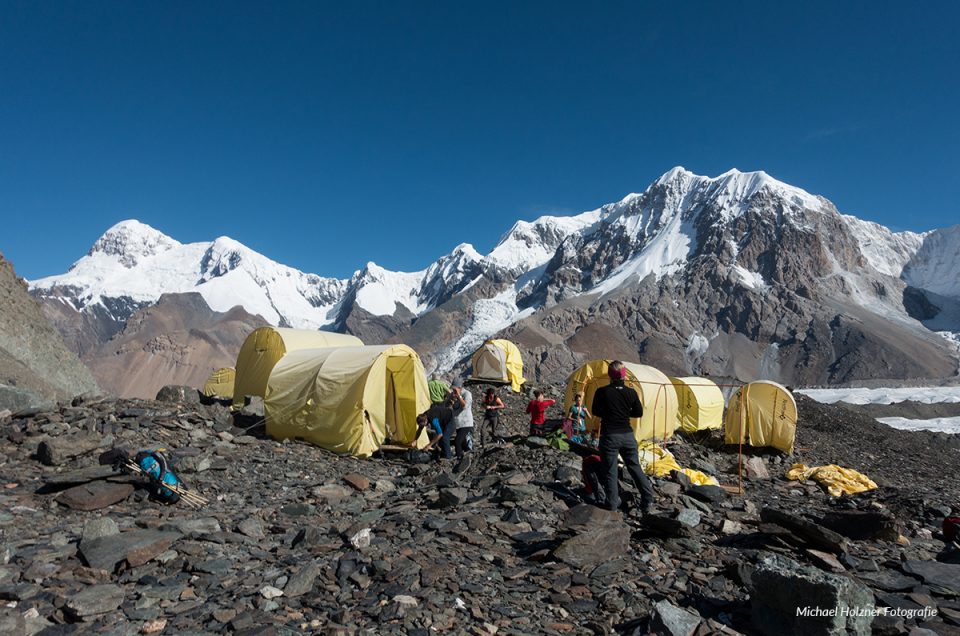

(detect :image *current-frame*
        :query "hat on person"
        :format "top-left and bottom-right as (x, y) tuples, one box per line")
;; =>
(452, 379), (464, 388)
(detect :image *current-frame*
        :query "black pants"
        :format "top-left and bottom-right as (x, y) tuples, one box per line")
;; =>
(599, 431), (654, 511)
(454, 427), (473, 459)
(481, 413), (499, 445)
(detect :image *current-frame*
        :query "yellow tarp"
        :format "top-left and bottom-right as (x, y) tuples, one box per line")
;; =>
(232, 327), (362, 409)
(786, 463), (878, 497)
(202, 367), (235, 399)
(265, 344), (430, 457)
(679, 468), (720, 487)
(565, 360), (679, 442)
(636, 442), (719, 485)
(638, 442), (681, 476)
(470, 339), (526, 392)
(670, 376), (724, 432)
(724, 380), (798, 454)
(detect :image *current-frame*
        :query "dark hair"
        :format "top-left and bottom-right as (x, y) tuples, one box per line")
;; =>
(485, 388), (495, 397)
(534, 389), (543, 398)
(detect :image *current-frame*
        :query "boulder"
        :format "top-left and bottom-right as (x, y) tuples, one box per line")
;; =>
(553, 523), (631, 568)
(751, 554), (874, 636)
(155, 385), (201, 404)
(80, 529), (182, 571)
(64, 584), (125, 619)
(55, 481), (134, 511)
(744, 456), (770, 479)
(37, 433), (113, 466)
(650, 600), (701, 636)
(438, 487), (469, 508)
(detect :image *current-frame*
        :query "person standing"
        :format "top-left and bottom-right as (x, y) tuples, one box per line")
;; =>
(590, 361), (654, 514)
(526, 389), (555, 436)
(481, 388), (505, 445)
(450, 380), (474, 462)
(568, 393), (590, 441)
(428, 375), (451, 407)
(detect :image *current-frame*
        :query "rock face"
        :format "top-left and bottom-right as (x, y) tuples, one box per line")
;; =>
(0, 250), (100, 411)
(82, 292), (266, 399)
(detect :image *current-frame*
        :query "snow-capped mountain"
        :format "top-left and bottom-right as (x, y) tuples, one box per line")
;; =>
(29, 168), (960, 390)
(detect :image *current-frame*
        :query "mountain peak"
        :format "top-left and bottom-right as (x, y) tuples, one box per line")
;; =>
(89, 219), (180, 268)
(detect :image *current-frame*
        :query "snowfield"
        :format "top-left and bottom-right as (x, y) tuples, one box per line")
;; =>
(799, 386), (960, 405)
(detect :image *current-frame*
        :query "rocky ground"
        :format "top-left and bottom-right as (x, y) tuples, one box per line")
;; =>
(0, 385), (958, 635)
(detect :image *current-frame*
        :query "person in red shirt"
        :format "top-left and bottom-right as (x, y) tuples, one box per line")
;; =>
(526, 389), (555, 436)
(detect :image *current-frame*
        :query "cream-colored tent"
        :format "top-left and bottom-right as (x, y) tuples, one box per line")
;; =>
(265, 344), (431, 457)
(232, 327), (362, 409)
(724, 380), (798, 454)
(564, 360), (679, 442)
(670, 376), (724, 432)
(202, 367), (236, 400)
(469, 339), (526, 392)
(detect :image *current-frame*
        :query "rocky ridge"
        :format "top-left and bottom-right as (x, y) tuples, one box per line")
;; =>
(0, 387), (958, 635)
(0, 251), (100, 412)
(27, 169), (960, 390)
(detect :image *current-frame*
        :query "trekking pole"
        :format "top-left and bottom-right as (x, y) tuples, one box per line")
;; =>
(123, 461), (209, 508)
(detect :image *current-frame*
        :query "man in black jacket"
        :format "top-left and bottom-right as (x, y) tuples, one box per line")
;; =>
(591, 360), (655, 514)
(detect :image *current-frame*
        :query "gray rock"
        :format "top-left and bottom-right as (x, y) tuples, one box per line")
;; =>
(81, 517), (119, 543)
(751, 553), (874, 636)
(554, 524), (631, 568)
(0, 385), (55, 414)
(902, 560), (960, 595)
(237, 518), (266, 539)
(651, 600), (701, 636)
(745, 456), (770, 479)
(64, 584), (125, 619)
(55, 480), (134, 511)
(164, 517), (222, 536)
(155, 385), (201, 403)
(239, 396), (265, 418)
(37, 432), (113, 466)
(562, 504), (623, 531)
(438, 487), (469, 508)
(676, 508), (702, 528)
(285, 560), (322, 597)
(80, 529), (182, 570)
(501, 483), (538, 501)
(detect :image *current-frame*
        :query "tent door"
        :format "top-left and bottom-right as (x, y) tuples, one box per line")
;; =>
(384, 355), (418, 443)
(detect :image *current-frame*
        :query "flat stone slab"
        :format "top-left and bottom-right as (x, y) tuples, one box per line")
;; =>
(902, 560), (960, 595)
(857, 570), (920, 592)
(80, 529), (182, 570)
(55, 481), (135, 511)
(42, 465), (119, 485)
(553, 524), (630, 569)
(65, 584), (125, 619)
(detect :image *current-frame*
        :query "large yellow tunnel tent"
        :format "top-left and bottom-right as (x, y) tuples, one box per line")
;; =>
(469, 339), (526, 392)
(202, 367), (236, 400)
(265, 344), (431, 457)
(232, 327), (363, 409)
(670, 376), (724, 432)
(724, 380), (798, 454)
(564, 360), (679, 442)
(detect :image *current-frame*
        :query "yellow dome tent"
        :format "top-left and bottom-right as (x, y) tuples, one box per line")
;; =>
(202, 367), (236, 400)
(265, 344), (431, 457)
(670, 376), (724, 432)
(724, 380), (798, 454)
(232, 327), (362, 409)
(469, 339), (526, 392)
(564, 360), (679, 442)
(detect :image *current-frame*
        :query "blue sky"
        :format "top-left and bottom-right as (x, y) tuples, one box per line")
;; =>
(1, 1), (958, 280)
